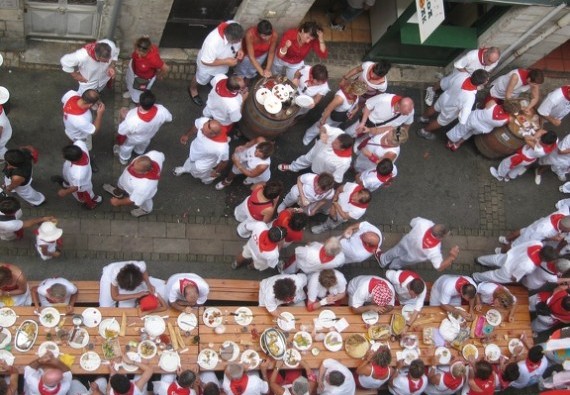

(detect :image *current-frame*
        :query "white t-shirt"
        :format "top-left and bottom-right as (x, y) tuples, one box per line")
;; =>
(360, 61), (388, 93)
(430, 275), (476, 306)
(310, 125), (352, 183)
(298, 173), (335, 203)
(490, 69), (530, 100)
(203, 74), (244, 126)
(538, 86), (570, 121)
(502, 241), (544, 282)
(360, 164), (397, 192)
(198, 22), (242, 77)
(320, 358), (356, 395)
(62, 140), (92, 192)
(154, 376), (196, 395)
(293, 241), (346, 274)
(464, 103), (509, 134)
(340, 221), (382, 264)
(347, 275), (395, 308)
(355, 128), (401, 173)
(476, 282), (516, 305)
(258, 273), (307, 312)
(117, 150), (164, 206)
(333, 89), (358, 113)
(365, 94), (414, 126)
(297, 65), (330, 98)
(385, 269), (426, 311)
(36, 277), (77, 306)
(118, 105), (172, 144)
(24, 367), (72, 395)
(394, 217), (444, 268)
(454, 48), (499, 74)
(306, 270), (347, 302)
(234, 144), (271, 183)
(512, 210), (566, 246)
(222, 373), (268, 395)
(165, 273), (209, 305)
(335, 182), (368, 220)
(0, 209), (23, 240)
(389, 373), (428, 395)
(61, 90), (95, 141)
(189, 117), (230, 171)
(511, 357), (548, 388)
(243, 221), (280, 270)
(436, 72), (478, 125)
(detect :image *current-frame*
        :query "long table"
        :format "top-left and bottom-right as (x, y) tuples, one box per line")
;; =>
(0, 289), (532, 374)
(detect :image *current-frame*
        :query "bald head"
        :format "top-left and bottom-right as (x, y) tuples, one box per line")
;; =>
(42, 369), (64, 387)
(203, 119), (222, 138)
(397, 97), (414, 115)
(183, 283), (199, 306)
(431, 224), (449, 239)
(132, 156), (153, 173)
(484, 47), (501, 65)
(559, 216), (570, 232)
(361, 232), (380, 248)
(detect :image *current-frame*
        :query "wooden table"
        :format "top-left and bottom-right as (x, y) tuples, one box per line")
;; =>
(1, 307), (199, 374)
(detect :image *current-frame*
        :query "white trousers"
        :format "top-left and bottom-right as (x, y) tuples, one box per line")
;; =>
(289, 146), (317, 172)
(302, 116), (342, 146)
(178, 159), (216, 184)
(271, 57), (303, 80)
(497, 156), (534, 179)
(119, 139), (151, 162)
(446, 122), (487, 143)
(4, 176), (45, 206)
(379, 243), (413, 269)
(117, 179), (153, 213)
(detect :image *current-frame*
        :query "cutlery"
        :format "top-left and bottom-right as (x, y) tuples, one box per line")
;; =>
(178, 348), (189, 354)
(229, 313), (253, 317)
(319, 317), (340, 321)
(141, 314), (169, 320)
(179, 320), (196, 327)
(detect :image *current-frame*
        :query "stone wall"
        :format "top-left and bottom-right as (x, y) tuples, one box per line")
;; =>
(0, 0), (25, 51)
(235, 0), (317, 33)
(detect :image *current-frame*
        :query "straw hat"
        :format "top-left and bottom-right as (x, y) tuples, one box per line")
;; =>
(37, 222), (63, 242)
(348, 80), (368, 96)
(0, 87), (9, 105)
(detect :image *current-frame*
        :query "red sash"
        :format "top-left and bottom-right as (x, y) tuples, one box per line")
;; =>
(127, 160), (161, 180)
(550, 213), (565, 231)
(179, 278), (197, 295)
(422, 228), (441, 249)
(442, 372), (463, 390)
(38, 380), (61, 395)
(376, 172), (393, 183)
(257, 230), (277, 252)
(360, 235), (377, 253)
(478, 48), (487, 66)
(349, 185), (368, 209)
(562, 86), (570, 101)
(0, 105), (3, 116)
(319, 246), (335, 263)
(217, 22), (229, 38)
(167, 382), (190, 395)
(63, 95), (89, 116)
(527, 245), (542, 266)
(230, 375), (249, 395)
(391, 95), (402, 107)
(525, 359), (541, 373)
(137, 106), (158, 122)
(84, 42), (97, 61)
(408, 377), (424, 393)
(215, 79), (238, 98)
(461, 77), (478, 91)
(371, 363), (389, 378)
(492, 105), (509, 121)
(509, 148), (533, 168)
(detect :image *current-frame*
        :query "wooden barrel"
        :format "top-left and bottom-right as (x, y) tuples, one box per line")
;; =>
(474, 125), (525, 159)
(239, 78), (299, 140)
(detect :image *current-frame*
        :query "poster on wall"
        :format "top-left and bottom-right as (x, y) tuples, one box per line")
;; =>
(415, 0), (445, 43)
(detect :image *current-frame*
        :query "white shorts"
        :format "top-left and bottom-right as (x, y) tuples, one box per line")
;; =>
(195, 64), (217, 86)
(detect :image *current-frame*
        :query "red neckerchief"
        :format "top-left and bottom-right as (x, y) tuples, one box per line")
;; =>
(127, 160), (161, 180)
(527, 245), (542, 266)
(360, 235), (377, 253)
(71, 152), (90, 166)
(525, 358), (541, 373)
(376, 172), (393, 183)
(422, 228), (441, 249)
(509, 147), (533, 168)
(215, 78), (238, 98)
(217, 22), (229, 38)
(205, 132), (227, 143)
(167, 382), (190, 395)
(349, 185), (368, 208)
(442, 372), (463, 390)
(257, 230), (277, 252)
(115, 383), (135, 395)
(333, 147), (352, 157)
(550, 213), (565, 231)
(230, 375), (249, 395)
(137, 105), (158, 122)
(545, 260), (557, 273)
(304, 66), (314, 87)
(492, 104), (509, 121)
(38, 379), (62, 395)
(398, 270), (419, 285)
(179, 278), (197, 295)
(518, 69), (530, 86)
(408, 376), (424, 393)
(319, 246), (335, 263)
(371, 363), (389, 378)
(562, 86), (570, 101)
(64, 95), (89, 115)
(455, 277), (470, 294)
(0, 105), (3, 116)
(461, 77), (477, 91)
(478, 48), (487, 65)
(84, 42), (98, 61)
(542, 141), (557, 155)
(391, 95), (402, 108)
(340, 85), (356, 102)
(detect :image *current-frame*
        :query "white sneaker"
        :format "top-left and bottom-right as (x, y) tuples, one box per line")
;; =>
(130, 208), (150, 217)
(494, 247), (502, 254)
(534, 168), (542, 185)
(489, 167), (503, 181)
(425, 86), (436, 106)
(172, 167), (186, 177)
(558, 174), (567, 182)
(122, 91), (131, 99)
(560, 185), (567, 193)
(112, 145), (120, 157)
(119, 157), (129, 165)
(416, 128), (436, 140)
(93, 195), (103, 204)
(419, 116), (430, 123)
(498, 236), (508, 245)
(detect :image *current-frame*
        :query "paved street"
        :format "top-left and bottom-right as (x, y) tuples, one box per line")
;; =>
(0, 61), (568, 288)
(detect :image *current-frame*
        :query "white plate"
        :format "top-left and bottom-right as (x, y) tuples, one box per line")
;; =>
(198, 348), (219, 370)
(400, 335), (419, 349)
(203, 307), (223, 328)
(283, 348), (301, 368)
(362, 311), (379, 325)
(240, 349), (261, 370)
(448, 307), (466, 324)
(271, 84), (290, 102)
(38, 341), (60, 357)
(486, 309), (502, 326)
(255, 88), (271, 105)
(277, 312), (295, 332)
(295, 94), (314, 108)
(82, 308), (102, 328)
(264, 97), (282, 114)
(402, 348), (419, 365)
(0, 308), (17, 327)
(293, 331), (313, 351)
(485, 343), (501, 362)
(39, 307), (61, 328)
(177, 312), (197, 332)
(0, 328), (11, 349)
(80, 351), (101, 372)
(122, 352), (141, 372)
(159, 351), (180, 372)
(137, 340), (157, 359)
(234, 307), (253, 326)
(318, 310), (337, 329)
(435, 346), (452, 364)
(402, 305), (415, 322)
(99, 318), (120, 339)
(508, 338), (524, 355)
(324, 331), (343, 352)
(220, 340), (240, 362)
(143, 315), (166, 338)
(68, 328), (89, 349)
(462, 344), (479, 360)
(0, 350), (14, 366)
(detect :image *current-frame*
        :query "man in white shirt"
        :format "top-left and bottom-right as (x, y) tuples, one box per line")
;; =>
(389, 359), (428, 395)
(538, 85), (570, 126)
(165, 273), (209, 312)
(386, 269), (426, 328)
(153, 370), (197, 395)
(379, 217), (459, 271)
(418, 69), (489, 140)
(306, 269), (347, 311)
(346, 94), (414, 138)
(498, 211), (570, 250)
(429, 274), (477, 320)
(233, 222), (286, 271)
(202, 74), (246, 133)
(103, 151), (164, 217)
(511, 345), (549, 389)
(173, 118), (229, 184)
(538, 132), (570, 182)
(318, 358), (356, 395)
(24, 352), (72, 395)
(293, 64), (330, 117)
(60, 39), (119, 94)
(0, 196), (54, 241)
(31, 277), (78, 313)
(340, 221), (382, 264)
(189, 22), (244, 106)
(114, 90), (172, 165)
(356, 158), (397, 192)
(277, 172), (335, 216)
(223, 363), (269, 395)
(347, 275), (395, 314)
(258, 273), (307, 317)
(282, 237), (345, 274)
(108, 359), (153, 395)
(279, 125), (353, 183)
(488, 68), (543, 113)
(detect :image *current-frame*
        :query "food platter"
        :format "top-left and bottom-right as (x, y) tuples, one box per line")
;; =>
(240, 349), (261, 370)
(82, 308), (102, 328)
(102, 338), (121, 360)
(391, 313), (406, 336)
(137, 340), (157, 359)
(68, 328), (89, 349)
(80, 351), (101, 372)
(39, 307), (60, 328)
(435, 346), (451, 364)
(277, 312), (295, 332)
(263, 96), (282, 115)
(283, 348), (301, 368)
(260, 328), (287, 359)
(271, 84), (291, 102)
(38, 341), (60, 357)
(0, 308), (17, 327)
(122, 352), (141, 372)
(99, 318), (120, 339)
(220, 341), (240, 362)
(368, 324), (391, 340)
(143, 315), (166, 338)
(292, 331), (313, 351)
(233, 307), (253, 326)
(486, 309), (502, 326)
(324, 331), (343, 352)
(159, 350), (180, 373)
(345, 334), (370, 358)
(508, 338), (524, 355)
(177, 312), (197, 332)
(14, 320), (38, 352)
(361, 311), (379, 325)
(203, 307), (223, 328)
(462, 344), (479, 360)
(198, 348), (219, 370)
(318, 310), (337, 329)
(485, 343), (501, 362)
(402, 348), (420, 365)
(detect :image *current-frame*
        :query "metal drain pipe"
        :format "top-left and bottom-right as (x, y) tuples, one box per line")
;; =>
(107, 0), (123, 40)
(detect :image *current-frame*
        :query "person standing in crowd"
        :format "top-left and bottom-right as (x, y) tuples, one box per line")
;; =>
(340, 221), (382, 264)
(188, 21), (244, 106)
(0, 197), (55, 241)
(341, 59), (391, 101)
(2, 147), (45, 206)
(235, 180), (283, 236)
(353, 124), (409, 174)
(123, 36), (169, 103)
(330, 0), (377, 31)
(277, 172), (335, 216)
(271, 22), (328, 80)
(355, 158), (397, 193)
(60, 39), (119, 94)
(235, 20), (278, 79)
(232, 223), (286, 270)
(538, 85), (570, 126)
(281, 236), (345, 274)
(202, 74), (247, 137)
(35, 221), (63, 261)
(292, 64), (330, 117)
(487, 68), (544, 113)
(0, 87), (12, 161)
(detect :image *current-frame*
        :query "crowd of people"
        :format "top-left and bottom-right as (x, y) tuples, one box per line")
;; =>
(0, 12), (568, 395)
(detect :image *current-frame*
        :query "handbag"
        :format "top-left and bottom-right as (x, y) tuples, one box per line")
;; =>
(330, 110), (348, 123)
(137, 294), (159, 311)
(133, 76), (151, 91)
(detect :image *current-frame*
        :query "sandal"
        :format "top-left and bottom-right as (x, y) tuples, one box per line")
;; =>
(278, 163), (291, 172)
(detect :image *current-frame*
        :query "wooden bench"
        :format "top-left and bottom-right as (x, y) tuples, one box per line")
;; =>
(29, 278), (261, 306)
